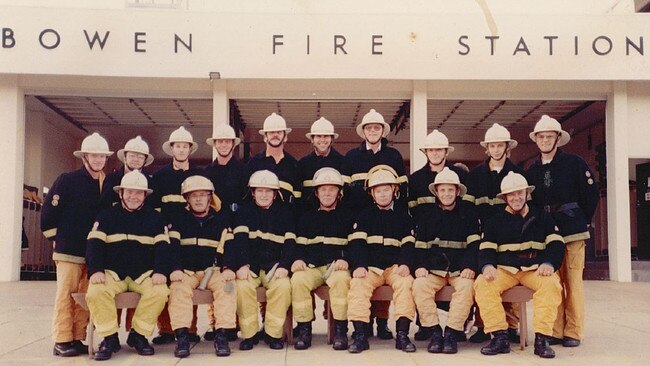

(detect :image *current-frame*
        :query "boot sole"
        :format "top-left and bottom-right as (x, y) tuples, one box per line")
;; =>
(480, 348), (510, 355)
(535, 350), (556, 358)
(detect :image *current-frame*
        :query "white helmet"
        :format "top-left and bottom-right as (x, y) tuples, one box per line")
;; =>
(420, 129), (454, 153)
(312, 167), (344, 187)
(365, 165), (399, 190)
(529, 115), (570, 147)
(162, 126), (198, 156)
(206, 124), (241, 146)
(428, 167), (467, 197)
(356, 109), (391, 139)
(259, 113), (292, 135)
(496, 171), (535, 199)
(117, 136), (154, 166)
(113, 170), (152, 195)
(181, 175), (215, 195)
(248, 170), (280, 190)
(306, 117), (339, 140)
(73, 132), (113, 158)
(481, 123), (518, 150)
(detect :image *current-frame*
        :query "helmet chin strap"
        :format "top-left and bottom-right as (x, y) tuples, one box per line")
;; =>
(82, 155), (104, 173)
(489, 150), (506, 162)
(120, 196), (145, 212)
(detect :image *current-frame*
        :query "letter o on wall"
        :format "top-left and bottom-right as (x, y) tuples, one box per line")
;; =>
(39, 29), (61, 50)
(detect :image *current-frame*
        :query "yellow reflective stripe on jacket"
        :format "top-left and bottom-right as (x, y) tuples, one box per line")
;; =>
(431, 238), (468, 249)
(87, 230), (107, 241)
(233, 225), (249, 235)
(279, 181), (301, 198)
(545, 233), (564, 244)
(563, 232), (590, 243)
(498, 264), (540, 274)
(497, 241), (547, 252)
(248, 230), (293, 244)
(367, 236), (401, 247)
(350, 173), (367, 182)
(341, 175), (352, 184)
(302, 179), (314, 188)
(161, 194), (186, 203)
(52, 252), (85, 264)
(474, 196), (505, 206)
(401, 235), (415, 246)
(467, 234), (481, 244)
(396, 175), (408, 184)
(415, 240), (431, 249)
(409, 196), (436, 208)
(349, 231), (368, 241)
(43, 228), (57, 239)
(296, 236), (348, 246)
(104, 233), (161, 245)
(480, 241), (498, 250)
(179, 237), (220, 248)
(168, 231), (181, 240)
(430, 269), (461, 277)
(462, 194), (475, 204)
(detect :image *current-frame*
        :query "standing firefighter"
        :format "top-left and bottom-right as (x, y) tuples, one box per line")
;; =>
(233, 170), (295, 351)
(412, 167), (480, 354)
(167, 175), (236, 358)
(474, 172), (564, 359)
(346, 165), (416, 354)
(525, 115), (599, 348)
(291, 167), (354, 350)
(42, 132), (112, 357)
(85, 171), (171, 361)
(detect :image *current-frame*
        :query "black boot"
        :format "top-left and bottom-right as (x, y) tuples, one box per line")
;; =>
(332, 320), (349, 351)
(214, 328), (231, 357)
(226, 328), (238, 342)
(480, 330), (510, 356)
(507, 327), (520, 344)
(534, 333), (556, 359)
(469, 327), (491, 343)
(204, 328), (216, 341)
(239, 337), (256, 351)
(427, 325), (444, 353)
(348, 321), (369, 353)
(376, 318), (394, 340)
(443, 327), (459, 354)
(294, 322), (312, 350)
(174, 328), (190, 358)
(563, 336), (581, 347)
(188, 332), (201, 343)
(394, 317), (416, 353)
(93, 333), (120, 361)
(366, 317), (375, 338)
(414, 326), (434, 341)
(152, 332), (175, 345)
(71, 340), (89, 355)
(264, 333), (285, 350)
(127, 329), (155, 356)
(53, 342), (80, 357)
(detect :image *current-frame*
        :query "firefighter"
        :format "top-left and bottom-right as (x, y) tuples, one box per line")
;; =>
(341, 108), (408, 339)
(409, 129), (467, 222)
(203, 124), (249, 341)
(465, 123), (524, 343)
(297, 117), (345, 211)
(101, 135), (154, 209)
(85, 171), (171, 361)
(525, 115), (599, 348)
(346, 165), (416, 354)
(167, 175), (236, 358)
(412, 167), (480, 354)
(150, 126), (203, 344)
(474, 172), (564, 359)
(291, 167), (354, 350)
(42, 132), (112, 357)
(248, 113), (301, 205)
(233, 170), (295, 351)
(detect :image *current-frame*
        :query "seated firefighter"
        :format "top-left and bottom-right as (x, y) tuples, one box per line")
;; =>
(412, 167), (480, 354)
(233, 170), (295, 351)
(167, 175), (237, 358)
(347, 165), (417, 354)
(85, 171), (171, 361)
(291, 167), (354, 351)
(473, 172), (565, 359)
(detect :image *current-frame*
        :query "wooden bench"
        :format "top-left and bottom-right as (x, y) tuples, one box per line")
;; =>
(72, 287), (293, 358)
(313, 285), (533, 350)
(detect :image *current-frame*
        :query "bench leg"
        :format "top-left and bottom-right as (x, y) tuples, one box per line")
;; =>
(327, 302), (334, 345)
(283, 307), (294, 345)
(87, 314), (94, 358)
(519, 301), (527, 350)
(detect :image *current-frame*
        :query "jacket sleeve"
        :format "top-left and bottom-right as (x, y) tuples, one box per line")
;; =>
(231, 211), (251, 269)
(293, 215), (309, 263)
(398, 216), (415, 270)
(575, 157), (600, 222)
(413, 221), (430, 270)
(279, 210), (297, 271)
(167, 223), (183, 272)
(85, 212), (107, 277)
(477, 217), (499, 272)
(40, 173), (67, 240)
(221, 212), (238, 270)
(348, 215), (368, 271)
(541, 213), (566, 271)
(153, 219), (172, 275)
(462, 209), (481, 273)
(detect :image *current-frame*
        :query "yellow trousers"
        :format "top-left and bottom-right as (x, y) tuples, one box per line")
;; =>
(236, 270), (291, 339)
(169, 270), (236, 330)
(86, 273), (170, 337)
(52, 261), (89, 343)
(553, 240), (586, 340)
(412, 273), (474, 331)
(291, 266), (351, 322)
(474, 268), (561, 336)
(347, 265), (415, 322)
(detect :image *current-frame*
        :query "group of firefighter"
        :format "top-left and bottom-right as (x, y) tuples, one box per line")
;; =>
(42, 108), (599, 360)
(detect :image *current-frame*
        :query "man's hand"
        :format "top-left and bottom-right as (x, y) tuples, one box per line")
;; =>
(291, 260), (307, 273)
(352, 267), (368, 278)
(221, 269), (236, 281)
(169, 270), (184, 282)
(89, 271), (105, 285)
(333, 259), (349, 271)
(396, 264), (410, 277)
(414, 268), (428, 278)
(274, 267), (289, 279)
(482, 265), (497, 281)
(460, 268), (476, 279)
(536, 263), (554, 277)
(152, 273), (167, 285)
(236, 266), (250, 280)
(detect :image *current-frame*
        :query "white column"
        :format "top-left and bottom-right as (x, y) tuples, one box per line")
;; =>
(606, 81), (632, 282)
(410, 80), (427, 172)
(0, 75), (25, 282)
(211, 79), (229, 160)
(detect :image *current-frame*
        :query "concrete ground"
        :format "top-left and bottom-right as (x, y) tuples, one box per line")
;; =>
(0, 280), (649, 365)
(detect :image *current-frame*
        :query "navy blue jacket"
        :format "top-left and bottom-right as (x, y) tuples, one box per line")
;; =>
(203, 157), (250, 213)
(150, 163), (204, 221)
(408, 161), (467, 222)
(297, 148), (344, 211)
(295, 207), (354, 267)
(248, 151), (301, 206)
